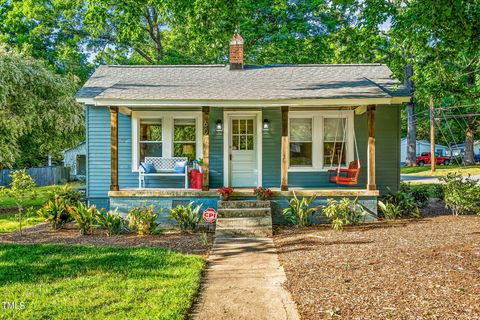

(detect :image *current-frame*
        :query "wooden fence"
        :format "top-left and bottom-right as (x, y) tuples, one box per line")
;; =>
(0, 166), (70, 187)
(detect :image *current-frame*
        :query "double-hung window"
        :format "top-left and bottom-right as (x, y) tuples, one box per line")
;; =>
(173, 119), (197, 160)
(289, 111), (353, 170)
(289, 118), (313, 167)
(139, 119), (162, 162)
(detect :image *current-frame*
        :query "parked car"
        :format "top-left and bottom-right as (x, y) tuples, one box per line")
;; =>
(475, 154), (480, 163)
(416, 152), (451, 166)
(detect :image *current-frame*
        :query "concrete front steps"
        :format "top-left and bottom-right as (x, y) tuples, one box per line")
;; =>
(215, 200), (273, 238)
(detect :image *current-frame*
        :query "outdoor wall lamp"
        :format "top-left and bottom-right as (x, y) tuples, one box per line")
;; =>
(216, 120), (223, 131)
(263, 119), (270, 130)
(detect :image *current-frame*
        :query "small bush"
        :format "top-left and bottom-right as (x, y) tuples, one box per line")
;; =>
(96, 209), (129, 236)
(382, 187), (420, 218)
(322, 198), (366, 231)
(440, 173), (480, 215)
(282, 192), (317, 227)
(169, 202), (202, 231)
(47, 185), (83, 205)
(378, 200), (403, 220)
(67, 202), (100, 235)
(400, 182), (444, 205)
(127, 205), (162, 235)
(37, 195), (73, 230)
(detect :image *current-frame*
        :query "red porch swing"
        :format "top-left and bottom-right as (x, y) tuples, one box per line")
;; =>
(327, 115), (361, 185)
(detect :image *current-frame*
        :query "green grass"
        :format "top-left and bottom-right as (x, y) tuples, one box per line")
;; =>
(401, 164), (480, 176)
(0, 183), (83, 209)
(0, 244), (205, 320)
(0, 211), (45, 233)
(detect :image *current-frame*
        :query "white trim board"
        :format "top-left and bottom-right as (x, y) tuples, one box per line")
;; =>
(77, 96), (410, 107)
(223, 110), (263, 187)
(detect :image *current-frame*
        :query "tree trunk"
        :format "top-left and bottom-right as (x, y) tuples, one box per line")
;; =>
(464, 126), (476, 165)
(406, 102), (416, 166)
(404, 64), (416, 166)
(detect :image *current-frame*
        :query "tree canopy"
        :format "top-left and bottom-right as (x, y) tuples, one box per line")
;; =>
(0, 47), (84, 168)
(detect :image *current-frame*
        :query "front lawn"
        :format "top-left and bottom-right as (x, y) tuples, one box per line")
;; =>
(401, 164), (480, 176)
(0, 244), (205, 320)
(0, 183), (83, 210)
(0, 212), (44, 234)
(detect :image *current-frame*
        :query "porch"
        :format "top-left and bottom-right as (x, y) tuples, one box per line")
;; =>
(106, 104), (379, 194)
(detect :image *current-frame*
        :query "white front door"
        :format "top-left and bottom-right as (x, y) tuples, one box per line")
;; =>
(229, 117), (257, 187)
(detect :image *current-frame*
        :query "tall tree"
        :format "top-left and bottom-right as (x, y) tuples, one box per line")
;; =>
(0, 47), (84, 169)
(0, 0), (92, 81)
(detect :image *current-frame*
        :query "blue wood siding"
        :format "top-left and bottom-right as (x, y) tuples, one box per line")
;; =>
(262, 108), (281, 187)
(209, 108), (223, 188)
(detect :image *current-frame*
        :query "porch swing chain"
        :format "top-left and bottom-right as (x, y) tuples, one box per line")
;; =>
(330, 114), (340, 168)
(337, 110), (348, 172)
(336, 108), (361, 173)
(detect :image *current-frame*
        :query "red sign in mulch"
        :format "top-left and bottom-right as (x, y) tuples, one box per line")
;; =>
(203, 208), (218, 224)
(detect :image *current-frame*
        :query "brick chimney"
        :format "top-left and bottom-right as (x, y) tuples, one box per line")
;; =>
(229, 32), (244, 70)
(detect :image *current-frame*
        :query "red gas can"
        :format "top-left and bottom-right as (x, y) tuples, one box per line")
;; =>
(190, 170), (203, 189)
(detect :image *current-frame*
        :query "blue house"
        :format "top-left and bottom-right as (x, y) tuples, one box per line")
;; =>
(76, 33), (410, 218)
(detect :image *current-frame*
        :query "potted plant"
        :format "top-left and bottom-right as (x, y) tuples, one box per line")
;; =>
(217, 187), (234, 201)
(253, 187), (273, 201)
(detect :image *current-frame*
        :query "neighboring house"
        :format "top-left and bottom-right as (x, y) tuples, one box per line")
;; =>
(400, 138), (449, 164)
(450, 141), (480, 156)
(75, 33), (410, 219)
(63, 141), (86, 179)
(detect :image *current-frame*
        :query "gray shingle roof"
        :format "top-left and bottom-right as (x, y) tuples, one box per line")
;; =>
(76, 64), (410, 101)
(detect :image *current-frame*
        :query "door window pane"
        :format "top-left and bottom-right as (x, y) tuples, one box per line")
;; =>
(290, 118), (312, 167)
(174, 119), (196, 160)
(231, 119), (254, 150)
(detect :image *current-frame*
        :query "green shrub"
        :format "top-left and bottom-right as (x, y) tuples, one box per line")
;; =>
(322, 198), (366, 231)
(95, 209), (129, 236)
(282, 192), (317, 227)
(382, 187), (420, 217)
(169, 202), (202, 231)
(67, 202), (100, 235)
(400, 182), (444, 205)
(37, 195), (73, 230)
(378, 200), (403, 220)
(47, 185), (83, 205)
(440, 173), (480, 215)
(127, 205), (162, 235)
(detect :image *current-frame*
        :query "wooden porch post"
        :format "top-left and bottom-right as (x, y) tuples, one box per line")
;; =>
(367, 105), (376, 191)
(281, 106), (289, 191)
(202, 106), (210, 191)
(109, 106), (119, 191)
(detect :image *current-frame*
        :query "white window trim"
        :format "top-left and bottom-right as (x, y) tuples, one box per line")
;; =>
(288, 110), (354, 172)
(131, 110), (202, 172)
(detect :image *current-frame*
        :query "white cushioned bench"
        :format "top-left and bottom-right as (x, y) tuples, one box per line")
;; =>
(138, 157), (188, 189)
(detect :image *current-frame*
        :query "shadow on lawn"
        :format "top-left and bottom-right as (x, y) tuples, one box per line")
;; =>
(0, 243), (196, 285)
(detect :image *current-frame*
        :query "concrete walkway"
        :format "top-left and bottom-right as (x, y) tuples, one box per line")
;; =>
(193, 237), (300, 320)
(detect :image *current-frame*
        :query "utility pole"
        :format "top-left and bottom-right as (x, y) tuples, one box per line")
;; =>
(430, 96), (436, 172)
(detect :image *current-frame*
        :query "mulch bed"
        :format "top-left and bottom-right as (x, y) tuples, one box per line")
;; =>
(0, 223), (214, 256)
(274, 215), (480, 319)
